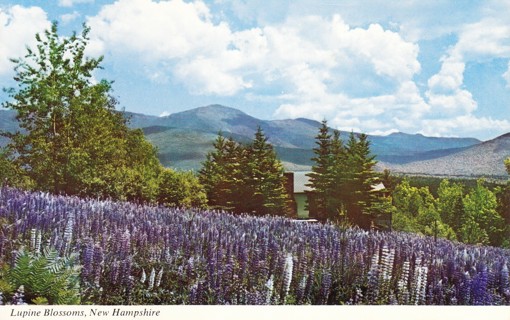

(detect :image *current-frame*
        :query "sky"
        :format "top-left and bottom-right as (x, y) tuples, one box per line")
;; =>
(1, 1), (510, 141)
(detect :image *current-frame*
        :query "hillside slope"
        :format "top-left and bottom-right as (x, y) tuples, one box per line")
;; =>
(384, 133), (510, 177)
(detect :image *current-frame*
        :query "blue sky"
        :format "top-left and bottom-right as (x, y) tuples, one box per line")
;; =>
(1, 0), (510, 140)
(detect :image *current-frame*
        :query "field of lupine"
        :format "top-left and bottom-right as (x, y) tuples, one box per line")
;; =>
(0, 186), (509, 305)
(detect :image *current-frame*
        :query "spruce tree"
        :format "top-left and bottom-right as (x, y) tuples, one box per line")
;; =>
(200, 128), (292, 216)
(328, 129), (348, 220)
(199, 133), (233, 210)
(246, 126), (292, 216)
(306, 120), (333, 221)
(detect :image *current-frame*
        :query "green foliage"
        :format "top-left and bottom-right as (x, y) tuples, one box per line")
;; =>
(392, 179), (456, 240)
(0, 148), (33, 189)
(306, 122), (387, 226)
(199, 133), (238, 211)
(1, 22), (162, 203)
(391, 177), (509, 246)
(462, 179), (505, 246)
(200, 128), (292, 216)
(158, 168), (207, 209)
(306, 120), (334, 220)
(4, 247), (81, 304)
(437, 179), (465, 233)
(244, 127), (292, 216)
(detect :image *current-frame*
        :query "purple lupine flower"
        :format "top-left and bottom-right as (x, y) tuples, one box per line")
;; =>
(319, 271), (332, 304)
(92, 244), (104, 287)
(471, 264), (489, 305)
(82, 240), (94, 280)
(501, 262), (509, 295)
(11, 286), (27, 305)
(110, 260), (120, 285)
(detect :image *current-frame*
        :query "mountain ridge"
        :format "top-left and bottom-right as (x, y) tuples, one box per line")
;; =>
(2, 105), (504, 176)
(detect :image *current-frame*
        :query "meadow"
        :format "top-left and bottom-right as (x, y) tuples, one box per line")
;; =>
(0, 186), (509, 305)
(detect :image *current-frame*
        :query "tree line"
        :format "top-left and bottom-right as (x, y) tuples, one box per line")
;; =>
(388, 175), (510, 247)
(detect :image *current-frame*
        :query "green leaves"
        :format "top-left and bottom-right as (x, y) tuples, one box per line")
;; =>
(158, 168), (207, 209)
(1, 22), (162, 203)
(6, 247), (81, 305)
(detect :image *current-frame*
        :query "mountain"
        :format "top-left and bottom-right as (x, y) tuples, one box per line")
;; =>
(1, 105), (496, 175)
(127, 105), (481, 170)
(383, 133), (510, 178)
(0, 109), (18, 147)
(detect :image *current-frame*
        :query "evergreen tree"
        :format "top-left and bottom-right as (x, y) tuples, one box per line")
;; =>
(307, 123), (386, 226)
(344, 132), (380, 226)
(199, 133), (234, 210)
(306, 120), (333, 221)
(200, 129), (291, 216)
(328, 130), (348, 219)
(245, 126), (292, 216)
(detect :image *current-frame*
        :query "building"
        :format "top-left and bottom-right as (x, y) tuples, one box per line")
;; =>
(284, 171), (314, 218)
(284, 171), (392, 229)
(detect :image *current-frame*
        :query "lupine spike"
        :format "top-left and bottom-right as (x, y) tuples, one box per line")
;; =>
(148, 267), (156, 290)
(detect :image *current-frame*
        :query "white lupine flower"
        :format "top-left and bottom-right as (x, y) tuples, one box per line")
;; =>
(156, 268), (164, 288)
(283, 254), (294, 297)
(265, 275), (274, 304)
(148, 268), (156, 290)
(35, 232), (41, 255)
(30, 229), (36, 250)
(140, 269), (146, 284)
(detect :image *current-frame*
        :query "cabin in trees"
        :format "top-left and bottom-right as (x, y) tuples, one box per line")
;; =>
(284, 171), (391, 230)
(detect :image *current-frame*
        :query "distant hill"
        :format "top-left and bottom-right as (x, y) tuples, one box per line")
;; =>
(125, 104), (481, 170)
(383, 133), (510, 178)
(0, 109), (18, 147)
(2, 104), (498, 175)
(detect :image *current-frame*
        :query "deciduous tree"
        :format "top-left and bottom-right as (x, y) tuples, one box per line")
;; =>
(1, 22), (161, 202)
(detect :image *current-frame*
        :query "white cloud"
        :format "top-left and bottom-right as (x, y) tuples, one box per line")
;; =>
(454, 18), (510, 60)
(427, 56), (465, 93)
(85, 0), (509, 139)
(424, 15), (510, 133)
(58, 0), (94, 7)
(60, 11), (80, 24)
(419, 115), (510, 138)
(88, 1), (420, 99)
(369, 128), (399, 136)
(0, 5), (50, 75)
